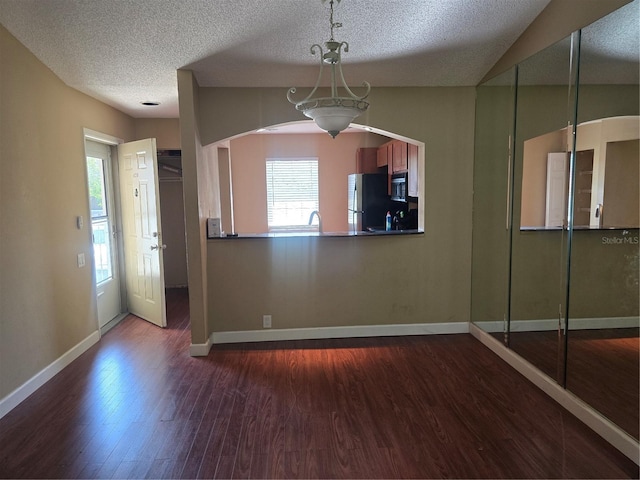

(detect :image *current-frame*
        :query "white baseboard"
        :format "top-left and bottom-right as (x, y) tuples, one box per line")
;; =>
(190, 339), (212, 357)
(211, 321), (469, 344)
(469, 323), (640, 465)
(473, 316), (639, 334)
(0, 331), (101, 419)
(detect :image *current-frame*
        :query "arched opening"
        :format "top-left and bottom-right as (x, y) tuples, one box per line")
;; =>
(205, 120), (424, 236)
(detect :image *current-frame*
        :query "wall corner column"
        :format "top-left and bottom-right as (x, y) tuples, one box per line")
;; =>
(177, 69), (210, 355)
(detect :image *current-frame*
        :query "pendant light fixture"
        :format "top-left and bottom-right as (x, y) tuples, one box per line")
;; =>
(287, 0), (370, 138)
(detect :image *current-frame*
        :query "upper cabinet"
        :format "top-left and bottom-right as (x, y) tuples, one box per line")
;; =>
(378, 139), (408, 173)
(356, 147), (379, 174)
(377, 140), (420, 198)
(376, 143), (389, 167)
(391, 140), (408, 173)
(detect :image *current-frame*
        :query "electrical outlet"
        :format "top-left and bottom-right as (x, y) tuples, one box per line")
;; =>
(77, 253), (85, 268)
(262, 314), (272, 329)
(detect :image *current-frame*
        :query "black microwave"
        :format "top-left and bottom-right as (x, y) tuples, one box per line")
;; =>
(390, 172), (408, 202)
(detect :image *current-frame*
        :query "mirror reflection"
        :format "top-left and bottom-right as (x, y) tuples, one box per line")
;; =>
(566, 0), (639, 441)
(521, 116), (639, 229)
(508, 32), (578, 384)
(470, 66), (516, 339)
(472, 0), (639, 446)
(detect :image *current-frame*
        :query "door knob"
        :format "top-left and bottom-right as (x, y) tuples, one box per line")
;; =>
(150, 244), (167, 250)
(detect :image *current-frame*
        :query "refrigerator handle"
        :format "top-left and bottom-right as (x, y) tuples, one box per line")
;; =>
(351, 185), (363, 232)
(352, 184), (364, 214)
(353, 183), (357, 214)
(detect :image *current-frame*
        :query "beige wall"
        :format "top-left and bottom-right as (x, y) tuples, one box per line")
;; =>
(209, 235), (431, 332)
(603, 139), (639, 227)
(0, 25), (136, 400)
(229, 132), (385, 234)
(193, 86), (476, 335)
(134, 118), (181, 149)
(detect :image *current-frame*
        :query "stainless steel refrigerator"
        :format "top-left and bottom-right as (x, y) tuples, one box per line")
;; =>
(347, 173), (391, 231)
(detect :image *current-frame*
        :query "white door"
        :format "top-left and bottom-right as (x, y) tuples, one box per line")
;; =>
(86, 140), (122, 328)
(118, 138), (167, 327)
(545, 152), (569, 227)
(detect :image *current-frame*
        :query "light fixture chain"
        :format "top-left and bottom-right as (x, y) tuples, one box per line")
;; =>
(328, 0), (342, 41)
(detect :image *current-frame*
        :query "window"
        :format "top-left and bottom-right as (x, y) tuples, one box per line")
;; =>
(266, 158), (319, 230)
(86, 153), (113, 284)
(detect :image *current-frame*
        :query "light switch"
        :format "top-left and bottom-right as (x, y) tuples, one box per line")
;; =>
(207, 218), (221, 238)
(77, 253), (85, 268)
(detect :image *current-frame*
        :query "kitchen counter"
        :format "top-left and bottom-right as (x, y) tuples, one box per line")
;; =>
(208, 229), (423, 239)
(520, 226), (638, 231)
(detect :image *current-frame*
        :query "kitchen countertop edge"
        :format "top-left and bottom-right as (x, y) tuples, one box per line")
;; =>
(208, 229), (424, 240)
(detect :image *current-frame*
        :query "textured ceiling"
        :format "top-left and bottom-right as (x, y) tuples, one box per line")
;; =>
(516, 0), (639, 85)
(0, 1), (635, 119)
(4, 1), (636, 121)
(0, 0), (556, 117)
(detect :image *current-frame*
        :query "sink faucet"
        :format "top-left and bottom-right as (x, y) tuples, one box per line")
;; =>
(308, 210), (323, 233)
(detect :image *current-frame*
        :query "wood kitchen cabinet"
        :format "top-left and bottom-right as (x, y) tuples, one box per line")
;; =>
(377, 143), (389, 167)
(391, 140), (408, 173)
(378, 140), (408, 173)
(407, 142), (419, 197)
(356, 147), (378, 173)
(378, 140), (411, 195)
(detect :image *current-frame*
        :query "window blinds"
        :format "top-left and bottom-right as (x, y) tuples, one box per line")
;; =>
(266, 158), (319, 229)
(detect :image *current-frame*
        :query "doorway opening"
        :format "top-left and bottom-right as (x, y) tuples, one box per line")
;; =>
(84, 130), (182, 332)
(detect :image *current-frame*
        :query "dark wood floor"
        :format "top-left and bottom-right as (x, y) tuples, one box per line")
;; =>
(509, 328), (639, 439)
(0, 289), (637, 479)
